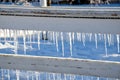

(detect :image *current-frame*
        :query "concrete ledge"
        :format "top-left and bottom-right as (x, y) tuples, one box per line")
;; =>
(0, 54), (120, 79)
(0, 15), (120, 33)
(0, 6), (120, 19)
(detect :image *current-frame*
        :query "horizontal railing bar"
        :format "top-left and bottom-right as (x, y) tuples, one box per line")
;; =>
(0, 15), (120, 34)
(0, 54), (120, 79)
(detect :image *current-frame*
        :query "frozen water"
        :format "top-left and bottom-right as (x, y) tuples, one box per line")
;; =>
(116, 34), (120, 53)
(37, 31), (41, 50)
(104, 34), (108, 57)
(0, 29), (120, 61)
(68, 32), (73, 57)
(16, 70), (20, 80)
(0, 29), (120, 80)
(95, 33), (98, 49)
(0, 69), (119, 80)
(55, 32), (59, 52)
(61, 32), (64, 56)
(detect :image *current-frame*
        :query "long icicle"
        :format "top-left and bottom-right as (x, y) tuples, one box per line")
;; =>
(89, 33), (92, 42)
(7, 69), (10, 80)
(69, 32), (73, 57)
(95, 33), (98, 49)
(116, 34), (120, 53)
(38, 31), (41, 50)
(52, 32), (55, 44)
(23, 30), (26, 55)
(107, 34), (113, 46)
(16, 70), (20, 80)
(1, 69), (4, 80)
(104, 34), (108, 57)
(14, 30), (18, 54)
(55, 32), (59, 52)
(72, 32), (75, 44)
(82, 33), (86, 46)
(61, 32), (64, 57)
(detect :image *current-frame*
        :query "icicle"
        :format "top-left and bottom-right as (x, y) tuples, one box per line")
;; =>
(55, 32), (59, 52)
(95, 33), (98, 49)
(16, 70), (20, 80)
(107, 34), (112, 46)
(42, 31), (48, 40)
(61, 32), (64, 57)
(35, 72), (39, 80)
(48, 31), (52, 41)
(7, 70), (10, 80)
(25, 30), (29, 42)
(52, 73), (55, 80)
(10, 29), (14, 41)
(7, 29), (10, 41)
(13, 30), (18, 54)
(23, 30), (26, 55)
(4, 29), (7, 42)
(89, 33), (92, 42)
(37, 31), (41, 50)
(0, 29), (1, 42)
(32, 30), (36, 43)
(97, 77), (100, 80)
(69, 74), (75, 80)
(98, 33), (102, 41)
(29, 31), (32, 48)
(52, 32), (55, 43)
(56, 73), (61, 80)
(31, 71), (34, 80)
(72, 32), (75, 44)
(82, 33), (86, 46)
(69, 32), (73, 57)
(116, 34), (120, 53)
(26, 72), (29, 80)
(104, 34), (108, 56)
(48, 73), (51, 80)
(1, 69), (4, 80)
(77, 32), (81, 41)
(64, 74), (67, 80)
(81, 75), (84, 80)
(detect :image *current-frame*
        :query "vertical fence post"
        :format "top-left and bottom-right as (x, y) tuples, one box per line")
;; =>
(40, 0), (47, 7)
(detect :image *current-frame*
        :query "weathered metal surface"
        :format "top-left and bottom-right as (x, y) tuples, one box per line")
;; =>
(0, 54), (120, 79)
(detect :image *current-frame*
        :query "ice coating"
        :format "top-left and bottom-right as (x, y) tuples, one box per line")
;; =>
(0, 29), (119, 61)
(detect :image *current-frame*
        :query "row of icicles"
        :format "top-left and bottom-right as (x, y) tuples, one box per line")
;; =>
(0, 29), (119, 57)
(0, 69), (119, 80)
